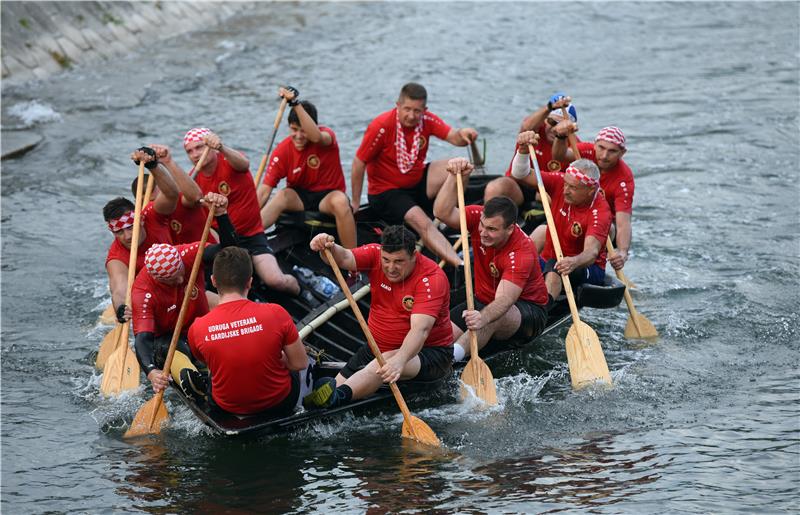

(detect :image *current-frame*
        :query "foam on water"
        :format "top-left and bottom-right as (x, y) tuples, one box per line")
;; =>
(7, 100), (62, 126)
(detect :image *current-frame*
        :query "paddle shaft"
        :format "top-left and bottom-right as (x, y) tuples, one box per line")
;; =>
(322, 248), (419, 433)
(454, 173), (481, 358)
(606, 237), (644, 334)
(253, 97), (289, 187)
(528, 144), (582, 325)
(189, 146), (211, 180)
(561, 106), (583, 163)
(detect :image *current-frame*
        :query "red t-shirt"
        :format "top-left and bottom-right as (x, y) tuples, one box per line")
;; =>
(504, 126), (576, 176)
(167, 195), (217, 245)
(576, 141), (635, 215)
(105, 203), (173, 272)
(465, 205), (549, 306)
(355, 108), (452, 195)
(351, 244), (452, 352)
(263, 127), (346, 193)
(131, 243), (209, 337)
(539, 172), (612, 268)
(188, 299), (299, 414)
(194, 152), (263, 237)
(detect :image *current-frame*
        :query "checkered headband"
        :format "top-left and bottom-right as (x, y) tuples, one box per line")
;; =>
(595, 126), (626, 149)
(144, 243), (184, 280)
(184, 127), (211, 148)
(107, 211), (135, 232)
(566, 164), (600, 189)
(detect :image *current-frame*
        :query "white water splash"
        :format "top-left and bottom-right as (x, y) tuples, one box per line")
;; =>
(8, 100), (62, 126)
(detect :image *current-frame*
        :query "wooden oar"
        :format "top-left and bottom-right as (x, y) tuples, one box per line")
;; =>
(99, 164), (150, 392)
(253, 96), (289, 187)
(468, 138), (486, 175)
(323, 248), (440, 447)
(188, 146), (211, 180)
(98, 305), (116, 325)
(454, 173), (498, 405)
(606, 238), (658, 340)
(529, 143), (612, 389)
(124, 206), (215, 438)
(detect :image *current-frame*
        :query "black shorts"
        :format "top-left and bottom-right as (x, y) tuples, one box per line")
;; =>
(293, 187), (337, 212)
(339, 343), (453, 382)
(207, 369), (300, 419)
(520, 183), (538, 204)
(237, 232), (274, 257)
(368, 164), (432, 225)
(451, 297), (548, 343)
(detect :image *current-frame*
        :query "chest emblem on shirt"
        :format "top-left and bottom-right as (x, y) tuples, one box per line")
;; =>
(170, 219), (182, 234)
(402, 295), (414, 312)
(307, 155), (320, 169)
(190, 285), (199, 300)
(571, 222), (583, 237)
(218, 181), (230, 196)
(489, 262), (499, 278)
(417, 135), (427, 149)
(547, 159), (562, 172)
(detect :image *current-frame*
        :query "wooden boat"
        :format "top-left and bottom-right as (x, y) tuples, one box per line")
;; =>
(173, 174), (626, 437)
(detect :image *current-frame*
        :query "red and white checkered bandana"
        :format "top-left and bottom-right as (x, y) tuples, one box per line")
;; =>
(595, 126), (626, 149)
(107, 211), (135, 232)
(184, 127), (211, 148)
(395, 110), (423, 175)
(144, 244), (184, 280)
(566, 164), (600, 189)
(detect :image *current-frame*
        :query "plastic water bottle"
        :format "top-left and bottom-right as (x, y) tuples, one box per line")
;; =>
(292, 265), (340, 299)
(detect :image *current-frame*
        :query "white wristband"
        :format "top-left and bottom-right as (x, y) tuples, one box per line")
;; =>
(510, 151), (531, 179)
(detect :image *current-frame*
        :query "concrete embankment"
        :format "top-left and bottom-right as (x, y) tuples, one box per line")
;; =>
(1, 1), (251, 159)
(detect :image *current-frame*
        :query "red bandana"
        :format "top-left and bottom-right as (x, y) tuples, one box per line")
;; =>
(595, 126), (626, 149)
(107, 211), (135, 232)
(395, 111), (423, 174)
(184, 127), (211, 148)
(566, 165), (600, 189)
(144, 244), (184, 280)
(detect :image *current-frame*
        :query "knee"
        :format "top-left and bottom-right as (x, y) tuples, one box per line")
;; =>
(328, 192), (351, 216)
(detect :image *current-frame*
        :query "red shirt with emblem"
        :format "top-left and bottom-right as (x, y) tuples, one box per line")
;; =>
(504, 126), (576, 176)
(167, 195), (217, 245)
(263, 127), (346, 193)
(351, 244), (452, 352)
(188, 299), (298, 414)
(465, 205), (549, 306)
(539, 172), (612, 268)
(355, 108), (452, 195)
(576, 141), (635, 215)
(131, 243), (209, 337)
(194, 152), (263, 237)
(105, 203), (173, 272)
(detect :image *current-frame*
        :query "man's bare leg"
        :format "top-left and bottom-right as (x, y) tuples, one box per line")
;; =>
(320, 190), (357, 249)
(404, 206), (461, 267)
(252, 253), (300, 295)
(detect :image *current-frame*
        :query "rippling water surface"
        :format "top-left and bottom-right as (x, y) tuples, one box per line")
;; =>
(2, 2), (798, 513)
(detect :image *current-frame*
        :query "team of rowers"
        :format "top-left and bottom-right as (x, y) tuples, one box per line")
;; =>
(102, 82), (634, 417)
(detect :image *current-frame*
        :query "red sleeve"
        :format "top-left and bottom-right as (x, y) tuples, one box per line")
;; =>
(322, 126), (337, 147)
(499, 242), (535, 291)
(410, 267), (449, 318)
(355, 116), (388, 164)
(424, 111), (452, 141)
(541, 171), (563, 196)
(351, 244), (381, 272)
(187, 321), (206, 364)
(613, 164), (635, 214)
(130, 276), (155, 335)
(586, 198), (612, 245)
(275, 305), (300, 345)
(263, 140), (290, 188)
(577, 141), (595, 160)
(465, 205), (482, 232)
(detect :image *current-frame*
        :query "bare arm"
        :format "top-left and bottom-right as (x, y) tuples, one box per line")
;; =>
(204, 132), (250, 172)
(151, 164), (179, 216)
(309, 233), (357, 270)
(151, 144), (202, 207)
(283, 339), (309, 371)
(379, 313), (434, 383)
(551, 120), (578, 163)
(106, 260), (129, 312)
(432, 157), (473, 230)
(293, 102), (331, 146)
(519, 105), (550, 133)
(350, 157), (366, 212)
(609, 211), (632, 270)
(444, 127), (478, 147)
(555, 236), (603, 275)
(257, 184), (274, 209)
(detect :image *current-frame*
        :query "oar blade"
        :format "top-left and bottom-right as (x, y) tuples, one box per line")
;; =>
(565, 321), (612, 390)
(401, 416), (441, 447)
(624, 313), (658, 340)
(460, 356), (498, 406)
(98, 305), (117, 326)
(124, 396), (168, 439)
(95, 323), (125, 369)
(100, 343), (140, 396)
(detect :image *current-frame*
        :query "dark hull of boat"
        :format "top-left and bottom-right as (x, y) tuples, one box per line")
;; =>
(176, 174), (626, 437)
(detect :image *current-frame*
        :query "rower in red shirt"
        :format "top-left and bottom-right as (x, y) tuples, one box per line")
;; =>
(434, 157), (550, 362)
(102, 147), (179, 324)
(303, 225), (453, 409)
(484, 92), (578, 204)
(351, 82), (478, 267)
(130, 193), (236, 399)
(257, 87), (356, 249)
(184, 127), (302, 298)
(512, 131), (612, 299)
(552, 122), (635, 271)
(188, 247), (311, 417)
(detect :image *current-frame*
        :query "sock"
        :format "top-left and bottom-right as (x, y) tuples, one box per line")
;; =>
(453, 343), (467, 362)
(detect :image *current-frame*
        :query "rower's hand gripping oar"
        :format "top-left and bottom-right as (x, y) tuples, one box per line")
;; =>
(560, 107), (654, 340)
(323, 248), (441, 447)
(454, 172), (498, 405)
(529, 143), (612, 389)
(124, 206), (216, 438)
(99, 162), (151, 393)
(188, 146), (211, 181)
(253, 95), (290, 188)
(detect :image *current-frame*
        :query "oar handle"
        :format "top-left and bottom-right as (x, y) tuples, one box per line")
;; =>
(455, 173), (481, 357)
(189, 146), (211, 180)
(125, 162), (147, 307)
(561, 106), (582, 162)
(254, 97), (289, 187)
(160, 207), (216, 377)
(322, 248), (416, 425)
(528, 143), (582, 323)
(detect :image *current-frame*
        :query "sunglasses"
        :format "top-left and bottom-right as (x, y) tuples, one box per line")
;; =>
(545, 117), (560, 127)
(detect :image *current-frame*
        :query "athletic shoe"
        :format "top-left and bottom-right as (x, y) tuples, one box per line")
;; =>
(178, 368), (207, 403)
(302, 377), (337, 409)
